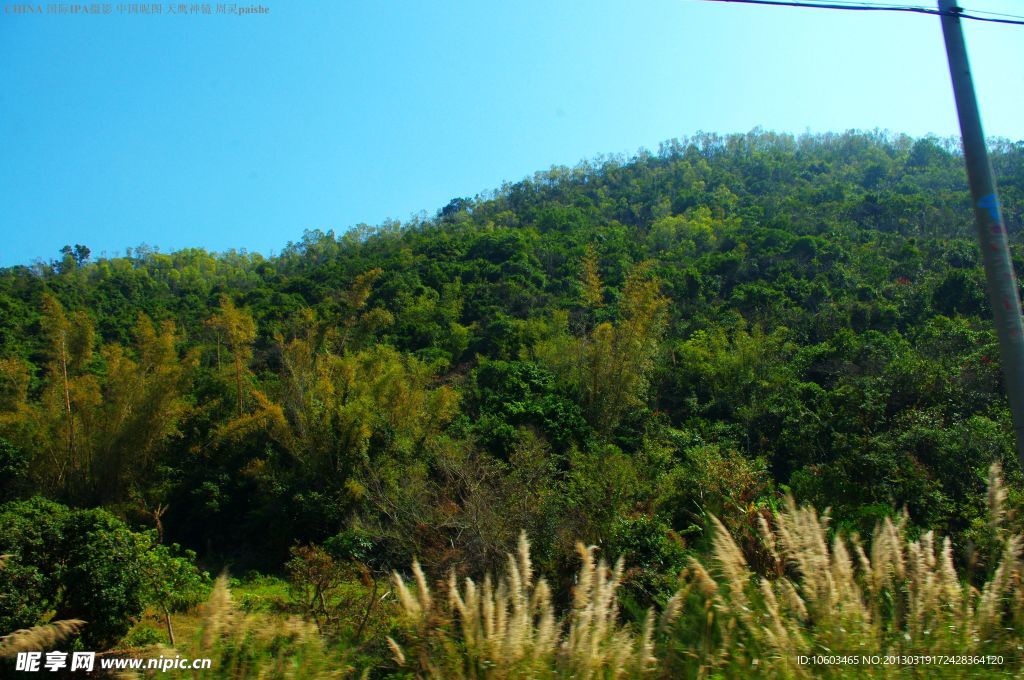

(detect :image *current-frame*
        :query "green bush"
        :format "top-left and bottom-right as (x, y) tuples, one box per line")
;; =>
(0, 496), (206, 648)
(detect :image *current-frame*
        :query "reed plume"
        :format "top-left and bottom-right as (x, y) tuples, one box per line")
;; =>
(390, 530), (655, 678)
(0, 620), (86, 658)
(666, 463), (1024, 678)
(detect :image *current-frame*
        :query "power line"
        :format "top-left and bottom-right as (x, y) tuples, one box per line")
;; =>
(964, 7), (1024, 20)
(814, 0), (1024, 14)
(699, 0), (1024, 25)
(806, 1), (936, 7)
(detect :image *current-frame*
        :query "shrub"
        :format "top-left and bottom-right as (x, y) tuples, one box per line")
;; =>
(0, 497), (205, 648)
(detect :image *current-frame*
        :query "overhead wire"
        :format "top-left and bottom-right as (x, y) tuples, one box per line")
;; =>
(960, 7), (1024, 19)
(698, 0), (1024, 25)
(805, 0), (1023, 13)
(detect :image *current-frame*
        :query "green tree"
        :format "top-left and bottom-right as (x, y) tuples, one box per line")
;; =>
(0, 497), (205, 648)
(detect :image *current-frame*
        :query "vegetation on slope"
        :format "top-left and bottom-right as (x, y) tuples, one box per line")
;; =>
(3, 129), (1024, 674)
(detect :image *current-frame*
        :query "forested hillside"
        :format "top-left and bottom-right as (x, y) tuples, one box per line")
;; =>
(4, 130), (1024, 676)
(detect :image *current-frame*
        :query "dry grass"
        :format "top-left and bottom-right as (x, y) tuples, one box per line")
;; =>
(389, 531), (655, 679)
(0, 619), (86, 658)
(665, 464), (1024, 678)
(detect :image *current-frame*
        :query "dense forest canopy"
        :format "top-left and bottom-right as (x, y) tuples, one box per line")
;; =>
(4, 129), (1024, 674)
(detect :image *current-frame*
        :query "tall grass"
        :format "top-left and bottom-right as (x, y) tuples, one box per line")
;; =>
(663, 464), (1024, 678)
(0, 620), (86, 658)
(388, 532), (655, 678)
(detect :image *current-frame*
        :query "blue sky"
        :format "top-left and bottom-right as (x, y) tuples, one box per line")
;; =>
(1, 0), (1022, 266)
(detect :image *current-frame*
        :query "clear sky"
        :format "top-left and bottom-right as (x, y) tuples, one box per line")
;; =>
(1, 0), (1022, 267)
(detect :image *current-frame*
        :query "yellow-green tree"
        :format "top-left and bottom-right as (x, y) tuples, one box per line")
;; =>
(22, 294), (97, 499)
(583, 266), (668, 432)
(210, 282), (455, 519)
(532, 261), (668, 435)
(90, 315), (195, 501)
(579, 245), (605, 311)
(0, 297), (193, 504)
(206, 295), (256, 418)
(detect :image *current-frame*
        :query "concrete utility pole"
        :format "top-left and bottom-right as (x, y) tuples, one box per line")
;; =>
(938, 0), (1024, 468)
